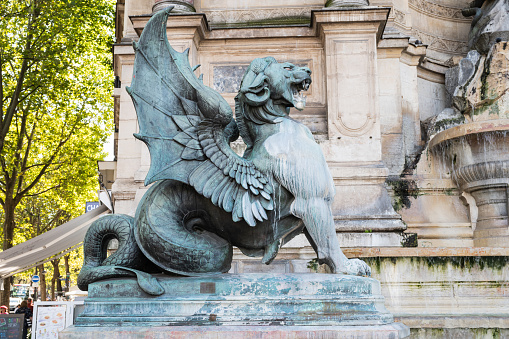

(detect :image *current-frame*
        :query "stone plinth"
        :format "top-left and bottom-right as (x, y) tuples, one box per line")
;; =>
(60, 274), (409, 338)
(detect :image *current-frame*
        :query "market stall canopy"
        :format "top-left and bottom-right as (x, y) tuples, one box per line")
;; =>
(0, 205), (110, 280)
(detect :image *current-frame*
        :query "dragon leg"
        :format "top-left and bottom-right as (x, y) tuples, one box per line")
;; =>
(77, 214), (164, 295)
(291, 197), (371, 276)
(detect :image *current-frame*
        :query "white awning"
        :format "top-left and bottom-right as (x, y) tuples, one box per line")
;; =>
(0, 205), (110, 279)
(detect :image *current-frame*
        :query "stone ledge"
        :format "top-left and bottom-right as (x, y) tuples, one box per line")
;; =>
(231, 246), (509, 262)
(342, 247), (509, 258)
(395, 315), (509, 329)
(61, 323), (410, 339)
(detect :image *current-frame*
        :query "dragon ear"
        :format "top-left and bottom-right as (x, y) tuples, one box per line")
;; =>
(240, 68), (270, 106)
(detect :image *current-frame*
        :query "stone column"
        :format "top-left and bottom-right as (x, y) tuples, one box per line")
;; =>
(313, 8), (406, 233)
(325, 0), (369, 8)
(153, 0), (195, 13)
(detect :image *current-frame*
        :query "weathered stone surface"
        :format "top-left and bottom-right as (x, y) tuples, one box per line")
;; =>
(212, 65), (248, 93)
(325, 0), (369, 8)
(463, 0), (509, 54)
(153, 0), (195, 14)
(75, 274), (395, 326)
(62, 274), (409, 338)
(453, 42), (509, 121)
(426, 107), (466, 136)
(61, 324), (410, 339)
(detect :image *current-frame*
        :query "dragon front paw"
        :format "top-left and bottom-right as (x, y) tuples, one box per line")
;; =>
(345, 258), (371, 277)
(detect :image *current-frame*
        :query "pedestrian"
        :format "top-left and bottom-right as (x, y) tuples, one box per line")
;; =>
(0, 305), (8, 314)
(14, 300), (32, 339)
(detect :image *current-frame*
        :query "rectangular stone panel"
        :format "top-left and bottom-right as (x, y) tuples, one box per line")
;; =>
(212, 62), (310, 94)
(327, 37), (376, 138)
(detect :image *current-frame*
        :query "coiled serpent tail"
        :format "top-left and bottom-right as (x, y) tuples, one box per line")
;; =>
(77, 214), (162, 294)
(135, 180), (233, 276)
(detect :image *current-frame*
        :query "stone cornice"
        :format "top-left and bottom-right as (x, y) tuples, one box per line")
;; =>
(130, 13), (209, 39)
(205, 7), (319, 29)
(312, 7), (391, 43)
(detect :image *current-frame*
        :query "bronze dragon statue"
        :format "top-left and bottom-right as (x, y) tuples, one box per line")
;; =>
(78, 8), (370, 295)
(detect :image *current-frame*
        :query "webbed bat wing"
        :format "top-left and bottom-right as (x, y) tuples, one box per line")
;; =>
(127, 8), (273, 226)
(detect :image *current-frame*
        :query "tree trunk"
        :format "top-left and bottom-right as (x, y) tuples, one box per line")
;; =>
(1, 199), (16, 306)
(0, 283), (10, 309)
(38, 264), (46, 301)
(64, 255), (70, 293)
(50, 259), (60, 301)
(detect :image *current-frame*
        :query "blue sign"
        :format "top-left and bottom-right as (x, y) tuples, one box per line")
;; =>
(32, 275), (40, 283)
(86, 202), (100, 213)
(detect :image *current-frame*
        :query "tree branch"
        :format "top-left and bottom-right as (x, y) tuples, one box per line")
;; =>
(0, 2), (39, 153)
(24, 184), (61, 198)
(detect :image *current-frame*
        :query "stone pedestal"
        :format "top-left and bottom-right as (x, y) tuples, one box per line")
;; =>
(313, 9), (406, 232)
(60, 274), (409, 338)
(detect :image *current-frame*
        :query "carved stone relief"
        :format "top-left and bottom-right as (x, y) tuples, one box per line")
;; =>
(408, 0), (470, 22)
(393, 9), (405, 25)
(412, 28), (469, 55)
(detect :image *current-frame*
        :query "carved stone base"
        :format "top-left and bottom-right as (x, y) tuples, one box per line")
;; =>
(430, 120), (509, 247)
(152, 0), (195, 14)
(325, 0), (369, 8)
(60, 324), (409, 338)
(61, 274), (409, 338)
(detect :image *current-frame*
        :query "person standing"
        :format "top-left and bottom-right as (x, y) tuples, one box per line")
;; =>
(14, 300), (32, 339)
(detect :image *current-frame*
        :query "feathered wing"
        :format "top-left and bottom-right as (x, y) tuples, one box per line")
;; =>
(126, 8), (273, 226)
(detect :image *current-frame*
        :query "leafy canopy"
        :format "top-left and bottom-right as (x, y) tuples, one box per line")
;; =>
(0, 0), (115, 297)
(0, 0), (114, 217)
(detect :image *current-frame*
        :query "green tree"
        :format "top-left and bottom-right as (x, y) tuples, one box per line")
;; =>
(0, 0), (114, 305)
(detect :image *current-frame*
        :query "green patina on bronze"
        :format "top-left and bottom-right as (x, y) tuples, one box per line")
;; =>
(77, 7), (370, 295)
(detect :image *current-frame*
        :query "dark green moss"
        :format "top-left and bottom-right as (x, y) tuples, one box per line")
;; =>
(401, 233), (418, 247)
(432, 116), (466, 134)
(410, 328), (504, 338)
(425, 256), (509, 271)
(367, 256), (509, 273)
(364, 257), (382, 274)
(307, 258), (319, 272)
(386, 177), (420, 211)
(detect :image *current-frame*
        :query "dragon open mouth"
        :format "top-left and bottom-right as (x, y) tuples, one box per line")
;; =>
(292, 78), (311, 111)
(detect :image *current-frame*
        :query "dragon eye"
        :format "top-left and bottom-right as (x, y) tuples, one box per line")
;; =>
(284, 66), (292, 71)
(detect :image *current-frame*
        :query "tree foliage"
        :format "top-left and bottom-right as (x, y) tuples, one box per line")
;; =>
(0, 0), (115, 304)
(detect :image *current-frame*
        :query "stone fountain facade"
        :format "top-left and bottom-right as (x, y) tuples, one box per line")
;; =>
(100, 0), (509, 337)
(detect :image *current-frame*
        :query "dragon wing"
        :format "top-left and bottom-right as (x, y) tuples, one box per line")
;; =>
(126, 8), (273, 226)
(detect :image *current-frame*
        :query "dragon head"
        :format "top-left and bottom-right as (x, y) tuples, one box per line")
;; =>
(236, 57), (312, 124)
